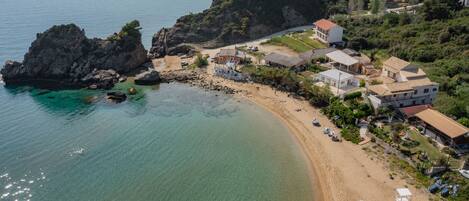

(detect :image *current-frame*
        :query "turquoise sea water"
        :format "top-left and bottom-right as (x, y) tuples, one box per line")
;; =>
(0, 83), (313, 201)
(0, 0), (314, 200)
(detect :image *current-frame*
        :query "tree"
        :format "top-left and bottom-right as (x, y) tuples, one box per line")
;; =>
(384, 13), (400, 26)
(458, 117), (469, 127)
(398, 13), (412, 25)
(422, 0), (451, 21)
(371, 0), (380, 14)
(378, 106), (395, 123)
(107, 20), (142, 41)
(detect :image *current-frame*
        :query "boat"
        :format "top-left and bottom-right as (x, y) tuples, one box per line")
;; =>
(440, 186), (450, 197)
(428, 179), (442, 193)
(312, 118), (320, 127)
(331, 134), (342, 142)
(323, 127), (330, 135)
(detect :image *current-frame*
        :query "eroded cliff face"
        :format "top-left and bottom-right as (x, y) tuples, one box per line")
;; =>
(1, 23), (147, 88)
(149, 0), (325, 58)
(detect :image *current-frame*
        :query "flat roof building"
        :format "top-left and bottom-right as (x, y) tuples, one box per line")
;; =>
(264, 52), (305, 68)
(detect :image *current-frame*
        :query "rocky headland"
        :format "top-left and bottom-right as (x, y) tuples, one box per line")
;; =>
(149, 0), (326, 57)
(1, 20), (148, 89)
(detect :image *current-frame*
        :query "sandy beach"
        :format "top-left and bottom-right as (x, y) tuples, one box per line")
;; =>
(198, 75), (430, 201)
(156, 64), (430, 200)
(153, 25), (432, 200)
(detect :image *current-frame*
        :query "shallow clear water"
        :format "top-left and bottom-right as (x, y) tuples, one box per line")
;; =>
(0, 82), (313, 201)
(0, 0), (314, 200)
(0, 0), (211, 64)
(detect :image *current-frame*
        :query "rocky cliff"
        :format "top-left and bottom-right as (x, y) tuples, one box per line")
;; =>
(149, 0), (326, 57)
(1, 21), (147, 88)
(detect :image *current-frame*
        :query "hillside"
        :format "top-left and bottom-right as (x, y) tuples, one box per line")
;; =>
(149, 0), (329, 57)
(336, 4), (469, 126)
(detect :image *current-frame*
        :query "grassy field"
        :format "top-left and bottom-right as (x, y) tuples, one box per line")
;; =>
(262, 30), (326, 52)
(408, 130), (444, 161)
(407, 130), (460, 168)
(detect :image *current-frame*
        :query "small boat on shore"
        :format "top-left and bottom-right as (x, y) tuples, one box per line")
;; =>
(312, 118), (320, 127)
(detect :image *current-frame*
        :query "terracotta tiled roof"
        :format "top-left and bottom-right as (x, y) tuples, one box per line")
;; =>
(399, 104), (432, 117)
(415, 109), (469, 139)
(368, 78), (437, 96)
(383, 57), (413, 72)
(314, 19), (338, 31)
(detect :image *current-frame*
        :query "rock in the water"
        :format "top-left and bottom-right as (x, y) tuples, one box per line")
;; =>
(1, 22), (147, 88)
(106, 91), (127, 103)
(134, 70), (161, 85)
(128, 87), (137, 95)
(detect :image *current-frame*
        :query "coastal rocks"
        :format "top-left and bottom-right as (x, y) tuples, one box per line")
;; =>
(106, 91), (127, 103)
(1, 22), (147, 88)
(134, 70), (161, 85)
(128, 87), (137, 95)
(159, 70), (240, 95)
(149, 0), (324, 58)
(81, 69), (120, 89)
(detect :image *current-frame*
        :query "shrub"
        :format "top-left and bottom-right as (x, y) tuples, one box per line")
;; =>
(341, 126), (361, 144)
(400, 147), (413, 157)
(194, 53), (209, 67)
(441, 147), (457, 158)
(359, 79), (366, 87)
(438, 31), (451, 43)
(107, 20), (142, 42)
(344, 91), (362, 101)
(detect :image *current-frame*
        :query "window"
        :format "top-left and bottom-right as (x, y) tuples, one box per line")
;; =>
(412, 100), (416, 105)
(433, 88), (437, 92)
(414, 90), (418, 94)
(421, 99), (425, 104)
(393, 94), (397, 97)
(424, 88), (429, 93)
(400, 104), (404, 107)
(404, 93), (407, 96)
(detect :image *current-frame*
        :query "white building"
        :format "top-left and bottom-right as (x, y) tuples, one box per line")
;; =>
(368, 57), (439, 109)
(317, 69), (356, 88)
(313, 19), (344, 45)
(382, 57), (427, 82)
(325, 50), (360, 73)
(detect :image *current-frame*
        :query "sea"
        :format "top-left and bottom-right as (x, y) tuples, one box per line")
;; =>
(0, 0), (314, 201)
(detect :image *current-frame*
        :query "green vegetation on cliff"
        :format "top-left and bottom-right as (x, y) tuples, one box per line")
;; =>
(151, 0), (331, 52)
(336, 2), (469, 125)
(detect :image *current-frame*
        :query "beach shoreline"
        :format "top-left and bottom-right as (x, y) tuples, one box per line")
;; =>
(164, 70), (430, 201)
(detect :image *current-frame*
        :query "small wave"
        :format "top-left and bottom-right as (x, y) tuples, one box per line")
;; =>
(69, 147), (86, 156)
(1, 171), (46, 200)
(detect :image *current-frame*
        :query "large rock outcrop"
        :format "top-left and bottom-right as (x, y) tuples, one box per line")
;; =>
(1, 21), (148, 88)
(149, 0), (325, 58)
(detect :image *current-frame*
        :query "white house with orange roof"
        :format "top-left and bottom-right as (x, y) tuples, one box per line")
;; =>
(313, 19), (344, 45)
